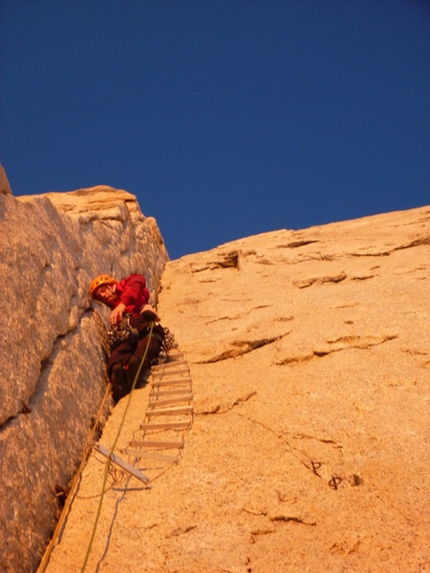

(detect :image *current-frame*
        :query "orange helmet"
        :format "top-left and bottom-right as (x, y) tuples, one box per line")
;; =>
(89, 274), (117, 299)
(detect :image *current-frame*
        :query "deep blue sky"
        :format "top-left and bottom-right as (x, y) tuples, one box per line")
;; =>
(1, 0), (429, 260)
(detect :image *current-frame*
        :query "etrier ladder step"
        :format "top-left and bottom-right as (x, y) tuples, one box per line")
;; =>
(146, 405), (193, 417)
(152, 369), (190, 378)
(152, 360), (187, 371)
(148, 396), (192, 407)
(125, 448), (178, 463)
(96, 444), (151, 484)
(150, 388), (192, 397)
(129, 440), (184, 449)
(151, 378), (191, 388)
(140, 421), (191, 431)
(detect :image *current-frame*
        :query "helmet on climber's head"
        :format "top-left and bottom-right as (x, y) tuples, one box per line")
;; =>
(89, 274), (117, 301)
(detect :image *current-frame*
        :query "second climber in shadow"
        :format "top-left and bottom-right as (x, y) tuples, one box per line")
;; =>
(90, 273), (165, 404)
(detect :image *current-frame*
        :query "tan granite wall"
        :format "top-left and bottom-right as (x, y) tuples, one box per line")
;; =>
(0, 178), (169, 573)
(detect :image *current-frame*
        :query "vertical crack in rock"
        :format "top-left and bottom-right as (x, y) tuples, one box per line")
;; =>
(0, 309), (104, 430)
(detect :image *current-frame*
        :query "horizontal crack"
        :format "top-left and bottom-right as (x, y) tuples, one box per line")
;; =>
(206, 305), (272, 324)
(293, 272), (347, 289)
(197, 335), (283, 363)
(196, 391), (257, 416)
(231, 391), (257, 407)
(313, 334), (398, 356)
(167, 525), (197, 538)
(350, 274), (377, 281)
(347, 236), (430, 258)
(196, 405), (221, 416)
(269, 515), (316, 526)
(277, 240), (319, 249)
(292, 432), (343, 448)
(276, 353), (313, 366)
(277, 334), (398, 365)
(190, 251), (240, 272)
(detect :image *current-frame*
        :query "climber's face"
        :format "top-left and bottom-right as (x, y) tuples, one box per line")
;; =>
(95, 284), (117, 305)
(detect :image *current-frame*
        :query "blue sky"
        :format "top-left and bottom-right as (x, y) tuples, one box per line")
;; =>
(1, 0), (429, 260)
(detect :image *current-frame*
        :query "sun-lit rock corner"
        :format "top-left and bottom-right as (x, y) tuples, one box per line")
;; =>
(0, 174), (169, 573)
(0, 163), (12, 194)
(45, 204), (429, 573)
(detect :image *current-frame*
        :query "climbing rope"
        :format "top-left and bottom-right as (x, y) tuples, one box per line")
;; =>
(80, 322), (155, 573)
(36, 386), (111, 573)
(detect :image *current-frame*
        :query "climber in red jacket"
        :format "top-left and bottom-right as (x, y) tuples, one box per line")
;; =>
(90, 273), (164, 404)
(90, 273), (156, 323)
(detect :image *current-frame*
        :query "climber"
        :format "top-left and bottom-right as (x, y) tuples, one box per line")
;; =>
(90, 273), (165, 404)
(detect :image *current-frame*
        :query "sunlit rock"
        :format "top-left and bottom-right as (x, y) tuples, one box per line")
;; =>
(0, 177), (168, 573)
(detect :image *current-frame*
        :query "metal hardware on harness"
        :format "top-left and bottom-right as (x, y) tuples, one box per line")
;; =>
(107, 316), (138, 350)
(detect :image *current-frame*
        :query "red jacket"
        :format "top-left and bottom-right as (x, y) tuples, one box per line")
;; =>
(110, 274), (150, 316)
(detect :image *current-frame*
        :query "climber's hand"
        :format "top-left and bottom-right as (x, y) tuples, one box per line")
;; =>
(110, 303), (126, 325)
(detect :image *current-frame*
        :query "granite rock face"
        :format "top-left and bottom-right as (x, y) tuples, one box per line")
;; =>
(0, 164), (12, 195)
(44, 205), (429, 573)
(0, 180), (168, 573)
